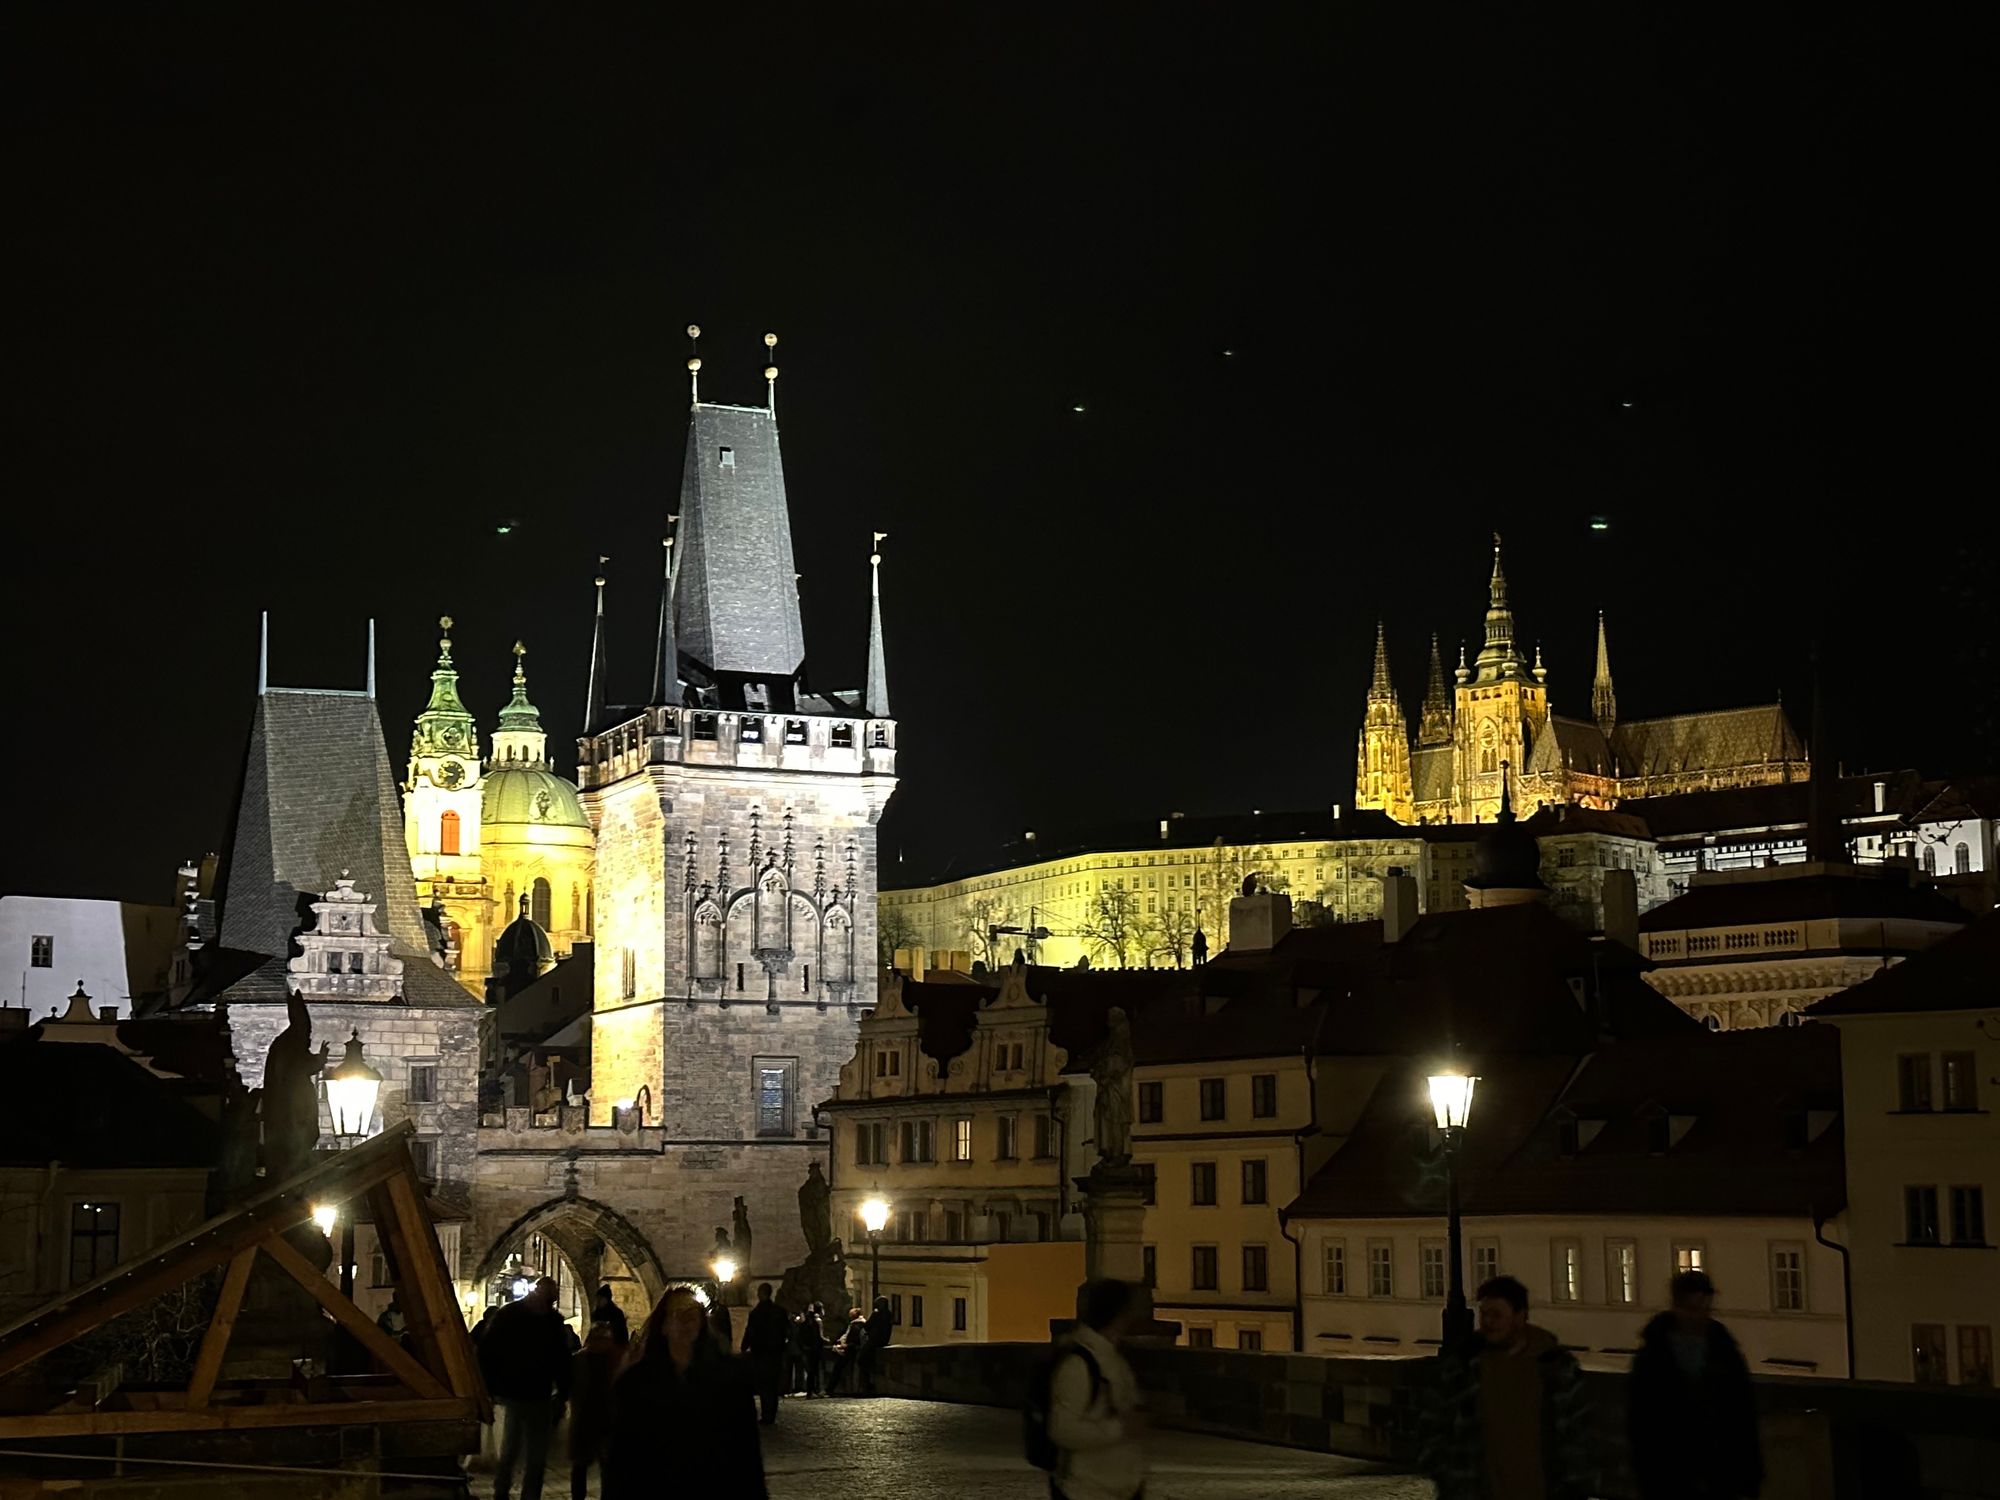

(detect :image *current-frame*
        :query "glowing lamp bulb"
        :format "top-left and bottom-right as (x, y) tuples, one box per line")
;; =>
(311, 1204), (338, 1237)
(712, 1255), (737, 1285)
(861, 1197), (891, 1235)
(1428, 1072), (1478, 1132)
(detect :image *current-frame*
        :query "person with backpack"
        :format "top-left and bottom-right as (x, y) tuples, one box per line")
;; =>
(1029, 1278), (1147, 1500)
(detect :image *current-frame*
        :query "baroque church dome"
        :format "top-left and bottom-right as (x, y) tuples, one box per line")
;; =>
(482, 765), (590, 834)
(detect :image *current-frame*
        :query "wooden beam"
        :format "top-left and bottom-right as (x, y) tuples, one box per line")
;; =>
(365, 1182), (446, 1392)
(0, 1144), (408, 1382)
(386, 1172), (485, 1412)
(261, 1235), (449, 1401)
(0, 1395), (476, 1440)
(186, 1248), (258, 1409)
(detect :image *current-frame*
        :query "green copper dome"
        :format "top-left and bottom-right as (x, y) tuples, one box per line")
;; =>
(482, 765), (590, 831)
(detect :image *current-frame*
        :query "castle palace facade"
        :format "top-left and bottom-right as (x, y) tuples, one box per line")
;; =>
(1356, 539), (1806, 825)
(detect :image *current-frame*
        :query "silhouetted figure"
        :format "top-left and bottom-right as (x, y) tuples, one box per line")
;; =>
(1630, 1271), (1763, 1500)
(605, 1287), (766, 1500)
(480, 1277), (571, 1500)
(742, 1282), (790, 1424)
(795, 1303), (825, 1396)
(567, 1319), (620, 1500)
(860, 1295), (893, 1395)
(591, 1284), (629, 1345)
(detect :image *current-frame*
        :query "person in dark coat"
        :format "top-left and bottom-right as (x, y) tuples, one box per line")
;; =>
(591, 1284), (629, 1344)
(827, 1307), (867, 1395)
(741, 1283), (791, 1424)
(859, 1295), (894, 1396)
(1629, 1271), (1764, 1500)
(479, 1277), (572, 1500)
(795, 1303), (825, 1396)
(605, 1287), (766, 1500)
(567, 1319), (621, 1500)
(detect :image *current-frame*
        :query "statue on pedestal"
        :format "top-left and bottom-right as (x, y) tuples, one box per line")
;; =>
(777, 1162), (852, 1316)
(1090, 1006), (1134, 1165)
(798, 1161), (831, 1259)
(261, 992), (328, 1184)
(732, 1196), (753, 1276)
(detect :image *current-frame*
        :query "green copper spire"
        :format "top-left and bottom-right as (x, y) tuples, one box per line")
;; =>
(411, 614), (476, 760)
(497, 640), (543, 734)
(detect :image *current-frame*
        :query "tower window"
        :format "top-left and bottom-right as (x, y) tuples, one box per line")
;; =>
(737, 962), (746, 991)
(719, 446), (735, 468)
(439, 810), (460, 856)
(532, 877), (552, 930)
(30, 935), (53, 968)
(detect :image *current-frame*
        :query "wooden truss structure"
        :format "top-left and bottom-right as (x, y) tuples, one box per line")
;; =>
(0, 1123), (489, 1439)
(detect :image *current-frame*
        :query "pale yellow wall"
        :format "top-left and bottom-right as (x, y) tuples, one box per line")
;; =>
(1134, 1056), (1312, 1349)
(1824, 1010), (1999, 1384)
(1296, 1213), (1849, 1375)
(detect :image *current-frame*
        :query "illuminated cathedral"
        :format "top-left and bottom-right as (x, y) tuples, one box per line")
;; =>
(1356, 538), (1806, 824)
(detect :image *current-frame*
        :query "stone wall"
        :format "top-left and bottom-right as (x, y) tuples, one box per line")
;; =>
(874, 1343), (2000, 1500)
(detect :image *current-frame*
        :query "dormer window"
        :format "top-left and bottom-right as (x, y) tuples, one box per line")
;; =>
(719, 446), (735, 468)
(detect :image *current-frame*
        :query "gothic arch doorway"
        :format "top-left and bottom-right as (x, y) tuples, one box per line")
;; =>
(473, 1195), (668, 1331)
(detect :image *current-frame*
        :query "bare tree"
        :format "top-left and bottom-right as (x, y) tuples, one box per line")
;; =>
(878, 906), (920, 968)
(961, 895), (1018, 970)
(1143, 904), (1199, 968)
(1193, 841), (1291, 934)
(1075, 886), (1143, 968)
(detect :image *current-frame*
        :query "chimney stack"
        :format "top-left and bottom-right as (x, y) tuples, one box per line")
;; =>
(1600, 868), (1639, 950)
(1227, 885), (1293, 953)
(1382, 867), (1419, 942)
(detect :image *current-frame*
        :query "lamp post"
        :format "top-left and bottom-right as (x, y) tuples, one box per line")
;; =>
(1427, 1071), (1478, 1348)
(860, 1196), (890, 1306)
(323, 1032), (382, 1301)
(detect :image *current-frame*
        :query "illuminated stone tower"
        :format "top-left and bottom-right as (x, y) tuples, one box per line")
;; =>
(1354, 621), (1414, 821)
(579, 335), (897, 1277)
(1450, 537), (1548, 821)
(404, 617), (491, 992)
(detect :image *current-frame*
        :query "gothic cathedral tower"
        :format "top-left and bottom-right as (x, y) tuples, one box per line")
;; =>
(1451, 538), (1548, 821)
(579, 346), (896, 1275)
(1354, 621), (1414, 821)
(405, 617), (492, 993)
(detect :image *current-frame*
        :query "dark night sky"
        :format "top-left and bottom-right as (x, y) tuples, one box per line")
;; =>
(4, 6), (1991, 901)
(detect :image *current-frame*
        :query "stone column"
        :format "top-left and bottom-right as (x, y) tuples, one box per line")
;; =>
(1076, 1161), (1154, 1322)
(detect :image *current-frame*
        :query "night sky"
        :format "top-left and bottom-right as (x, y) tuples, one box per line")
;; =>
(6, 7), (1991, 902)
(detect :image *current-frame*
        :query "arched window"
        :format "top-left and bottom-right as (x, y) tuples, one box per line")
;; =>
(1921, 846), (1937, 876)
(1954, 843), (1972, 875)
(570, 884), (582, 932)
(532, 877), (553, 929)
(439, 810), (460, 856)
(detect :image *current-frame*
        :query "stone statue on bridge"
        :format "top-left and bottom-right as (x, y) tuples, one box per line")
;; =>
(262, 991), (328, 1183)
(799, 1161), (832, 1259)
(1091, 1006), (1134, 1165)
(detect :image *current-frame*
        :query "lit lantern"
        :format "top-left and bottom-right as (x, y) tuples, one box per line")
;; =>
(325, 1030), (383, 1144)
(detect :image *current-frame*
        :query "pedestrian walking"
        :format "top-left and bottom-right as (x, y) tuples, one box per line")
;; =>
(605, 1286), (766, 1500)
(478, 1277), (573, 1500)
(796, 1302), (825, 1396)
(1629, 1271), (1764, 1500)
(741, 1282), (790, 1424)
(827, 1307), (867, 1395)
(567, 1319), (621, 1500)
(858, 1294), (893, 1395)
(1034, 1277), (1148, 1500)
(1419, 1275), (1592, 1500)
(591, 1283), (629, 1345)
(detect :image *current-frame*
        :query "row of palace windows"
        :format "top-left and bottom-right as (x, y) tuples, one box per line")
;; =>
(852, 1113), (1054, 1166)
(1896, 1052), (1981, 1113)
(1138, 1074), (1280, 1125)
(1313, 1237), (1804, 1311)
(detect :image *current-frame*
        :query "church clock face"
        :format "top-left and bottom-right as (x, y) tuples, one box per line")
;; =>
(437, 760), (466, 789)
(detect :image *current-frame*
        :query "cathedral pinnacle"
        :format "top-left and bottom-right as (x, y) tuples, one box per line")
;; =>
(1367, 620), (1396, 703)
(1418, 632), (1453, 746)
(651, 534), (680, 708)
(1473, 534), (1527, 684)
(1592, 610), (1618, 734)
(496, 640), (544, 738)
(865, 533), (891, 719)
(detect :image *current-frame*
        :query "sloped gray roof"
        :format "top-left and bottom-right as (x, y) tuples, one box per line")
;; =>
(674, 403), (807, 678)
(1411, 744), (1454, 804)
(1527, 715), (1613, 777)
(1611, 704), (1804, 777)
(212, 689), (470, 1008)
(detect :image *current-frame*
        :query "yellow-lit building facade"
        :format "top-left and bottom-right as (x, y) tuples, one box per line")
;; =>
(819, 965), (1088, 1342)
(404, 628), (595, 998)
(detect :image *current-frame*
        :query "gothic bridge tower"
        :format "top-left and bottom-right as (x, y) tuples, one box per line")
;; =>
(575, 333), (897, 1278)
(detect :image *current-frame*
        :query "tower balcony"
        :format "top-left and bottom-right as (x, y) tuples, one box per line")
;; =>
(577, 706), (896, 790)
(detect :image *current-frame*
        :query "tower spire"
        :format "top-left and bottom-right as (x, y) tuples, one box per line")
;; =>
(1367, 620), (1395, 701)
(258, 610), (268, 695)
(366, 618), (377, 699)
(584, 562), (609, 734)
(494, 640), (548, 765)
(865, 533), (891, 718)
(1418, 632), (1453, 746)
(1355, 620), (1412, 820)
(651, 535), (679, 707)
(1473, 532), (1527, 683)
(1591, 610), (1617, 735)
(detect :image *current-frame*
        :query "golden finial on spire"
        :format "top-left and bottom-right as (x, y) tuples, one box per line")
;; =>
(871, 529), (888, 566)
(437, 615), (455, 662)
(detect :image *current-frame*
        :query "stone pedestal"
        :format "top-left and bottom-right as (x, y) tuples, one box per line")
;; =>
(1075, 1161), (1153, 1320)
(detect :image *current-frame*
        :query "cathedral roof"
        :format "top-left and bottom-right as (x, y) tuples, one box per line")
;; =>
(1411, 745), (1454, 805)
(1526, 715), (1613, 778)
(1610, 703), (1803, 777)
(207, 688), (472, 1008)
(482, 765), (592, 834)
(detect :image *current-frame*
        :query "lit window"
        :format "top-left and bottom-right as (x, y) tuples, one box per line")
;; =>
(1552, 1240), (1582, 1303)
(1673, 1243), (1706, 1276)
(1608, 1241), (1638, 1305)
(952, 1118), (972, 1162)
(1323, 1241), (1346, 1295)
(1943, 1053), (1979, 1112)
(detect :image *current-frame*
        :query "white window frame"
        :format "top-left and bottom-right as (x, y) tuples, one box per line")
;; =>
(1367, 1240), (1394, 1299)
(1322, 1240), (1346, 1295)
(1419, 1239), (1447, 1300)
(952, 1117), (972, 1162)
(1769, 1241), (1807, 1312)
(1607, 1239), (1638, 1306)
(1551, 1238), (1583, 1304)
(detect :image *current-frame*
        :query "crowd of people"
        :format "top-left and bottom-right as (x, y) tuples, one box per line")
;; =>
(470, 1278), (906, 1500)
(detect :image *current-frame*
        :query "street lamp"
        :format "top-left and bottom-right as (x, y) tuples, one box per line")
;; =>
(325, 1031), (383, 1145)
(860, 1196), (890, 1306)
(711, 1254), (737, 1290)
(311, 1203), (338, 1237)
(1427, 1071), (1478, 1347)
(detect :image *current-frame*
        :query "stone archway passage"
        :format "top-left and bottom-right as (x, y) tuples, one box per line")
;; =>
(473, 1195), (670, 1315)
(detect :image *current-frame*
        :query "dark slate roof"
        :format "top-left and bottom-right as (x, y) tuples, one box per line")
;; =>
(1288, 1024), (1843, 1220)
(206, 689), (469, 1009)
(1610, 703), (1804, 777)
(1411, 745), (1454, 805)
(1637, 871), (1971, 933)
(0, 1039), (222, 1169)
(674, 404), (807, 679)
(1517, 805), (1653, 841)
(1617, 771), (1926, 841)
(1527, 715), (1613, 777)
(1805, 911), (2000, 1016)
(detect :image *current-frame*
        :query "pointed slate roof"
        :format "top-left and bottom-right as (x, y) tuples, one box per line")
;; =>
(674, 404), (806, 678)
(865, 548), (890, 718)
(209, 689), (470, 1007)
